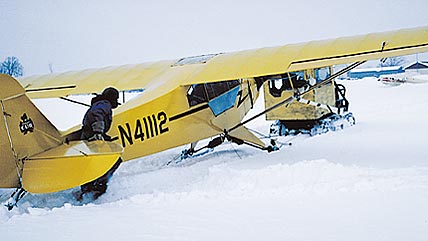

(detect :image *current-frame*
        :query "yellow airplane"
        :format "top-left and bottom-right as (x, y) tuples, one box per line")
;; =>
(1, 26), (428, 209)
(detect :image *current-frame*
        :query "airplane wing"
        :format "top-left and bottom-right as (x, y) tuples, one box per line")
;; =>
(20, 60), (177, 98)
(19, 26), (428, 99)
(184, 26), (428, 84)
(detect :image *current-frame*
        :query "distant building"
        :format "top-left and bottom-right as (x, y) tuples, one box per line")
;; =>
(404, 61), (428, 74)
(347, 66), (404, 79)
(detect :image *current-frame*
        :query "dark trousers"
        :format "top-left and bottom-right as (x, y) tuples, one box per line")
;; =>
(80, 158), (122, 199)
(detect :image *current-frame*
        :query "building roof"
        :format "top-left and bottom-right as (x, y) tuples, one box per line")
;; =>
(404, 61), (428, 70)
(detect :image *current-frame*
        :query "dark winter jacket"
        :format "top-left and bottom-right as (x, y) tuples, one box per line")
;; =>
(81, 95), (113, 140)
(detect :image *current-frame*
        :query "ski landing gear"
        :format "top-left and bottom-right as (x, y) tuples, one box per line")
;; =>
(167, 133), (279, 166)
(4, 188), (27, 211)
(270, 112), (356, 137)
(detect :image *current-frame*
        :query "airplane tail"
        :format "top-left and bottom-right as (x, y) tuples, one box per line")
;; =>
(0, 74), (63, 189)
(0, 74), (123, 194)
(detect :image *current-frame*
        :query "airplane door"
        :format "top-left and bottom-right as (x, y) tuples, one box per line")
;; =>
(208, 86), (241, 116)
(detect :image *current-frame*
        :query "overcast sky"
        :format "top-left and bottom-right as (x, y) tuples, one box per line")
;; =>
(1, 0), (428, 76)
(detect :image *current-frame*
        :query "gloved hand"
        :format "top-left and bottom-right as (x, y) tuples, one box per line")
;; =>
(88, 121), (105, 141)
(91, 121), (105, 134)
(88, 133), (104, 141)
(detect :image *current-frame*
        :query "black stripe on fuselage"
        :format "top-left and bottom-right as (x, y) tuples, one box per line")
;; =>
(169, 104), (209, 122)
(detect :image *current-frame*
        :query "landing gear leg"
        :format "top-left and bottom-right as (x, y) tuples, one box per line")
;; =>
(180, 141), (199, 159)
(4, 188), (27, 211)
(267, 139), (280, 152)
(166, 136), (226, 166)
(182, 137), (226, 159)
(226, 134), (279, 153)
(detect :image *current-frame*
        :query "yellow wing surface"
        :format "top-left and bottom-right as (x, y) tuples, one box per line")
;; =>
(20, 26), (428, 99)
(0, 74), (123, 193)
(23, 141), (122, 194)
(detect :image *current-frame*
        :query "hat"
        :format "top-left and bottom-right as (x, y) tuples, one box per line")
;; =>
(102, 87), (120, 108)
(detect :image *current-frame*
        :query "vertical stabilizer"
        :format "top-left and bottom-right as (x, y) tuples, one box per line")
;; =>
(0, 74), (62, 188)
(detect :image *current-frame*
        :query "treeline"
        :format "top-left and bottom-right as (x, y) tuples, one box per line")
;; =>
(1, 56), (24, 77)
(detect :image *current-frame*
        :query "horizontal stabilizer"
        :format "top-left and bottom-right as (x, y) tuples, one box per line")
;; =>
(22, 141), (123, 194)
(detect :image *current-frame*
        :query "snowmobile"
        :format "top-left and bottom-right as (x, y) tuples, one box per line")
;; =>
(262, 66), (356, 137)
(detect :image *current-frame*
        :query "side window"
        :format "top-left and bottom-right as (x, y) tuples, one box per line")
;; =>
(227, 80), (240, 89)
(205, 82), (229, 100)
(205, 80), (240, 100)
(268, 71), (306, 97)
(187, 80), (241, 107)
(288, 72), (306, 88)
(187, 84), (207, 107)
(268, 76), (284, 97)
(314, 67), (331, 82)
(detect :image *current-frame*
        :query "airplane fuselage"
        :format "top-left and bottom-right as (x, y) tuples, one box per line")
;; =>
(109, 78), (260, 161)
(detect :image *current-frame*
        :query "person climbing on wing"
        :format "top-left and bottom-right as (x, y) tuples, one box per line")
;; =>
(81, 87), (119, 141)
(76, 87), (122, 201)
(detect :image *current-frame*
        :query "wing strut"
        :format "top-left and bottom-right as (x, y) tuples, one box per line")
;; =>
(59, 97), (91, 107)
(228, 61), (366, 133)
(25, 85), (77, 93)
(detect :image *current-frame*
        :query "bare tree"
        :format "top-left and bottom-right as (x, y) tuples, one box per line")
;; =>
(380, 56), (406, 67)
(1, 56), (24, 77)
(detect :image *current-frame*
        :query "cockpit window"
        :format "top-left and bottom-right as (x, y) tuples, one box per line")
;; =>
(187, 84), (208, 107)
(268, 71), (306, 97)
(173, 54), (219, 66)
(205, 82), (229, 100)
(314, 67), (331, 82)
(227, 79), (240, 89)
(187, 80), (241, 107)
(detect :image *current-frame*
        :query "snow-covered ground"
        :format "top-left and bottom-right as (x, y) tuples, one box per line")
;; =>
(1, 78), (428, 241)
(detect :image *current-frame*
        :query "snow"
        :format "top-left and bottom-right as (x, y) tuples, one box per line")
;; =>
(1, 78), (428, 241)
(350, 66), (403, 73)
